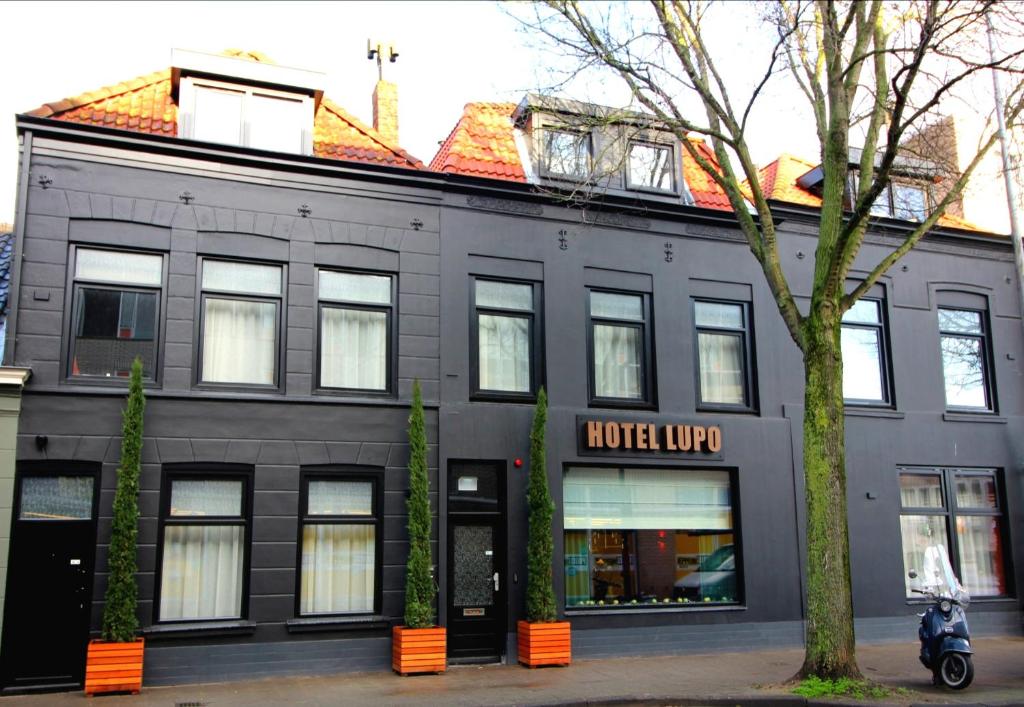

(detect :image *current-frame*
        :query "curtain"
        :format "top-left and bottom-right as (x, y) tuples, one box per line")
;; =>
(593, 324), (641, 398)
(899, 515), (948, 596)
(300, 524), (375, 614)
(840, 327), (883, 400)
(698, 332), (744, 404)
(160, 525), (243, 620)
(478, 314), (529, 392)
(320, 308), (387, 389)
(957, 516), (1005, 596)
(202, 298), (276, 385)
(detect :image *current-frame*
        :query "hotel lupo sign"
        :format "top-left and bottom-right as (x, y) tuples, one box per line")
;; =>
(578, 417), (723, 458)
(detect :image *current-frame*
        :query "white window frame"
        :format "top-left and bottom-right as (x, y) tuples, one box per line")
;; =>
(178, 76), (314, 155)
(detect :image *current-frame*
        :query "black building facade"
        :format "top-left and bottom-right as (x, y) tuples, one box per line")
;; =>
(1, 55), (1021, 692)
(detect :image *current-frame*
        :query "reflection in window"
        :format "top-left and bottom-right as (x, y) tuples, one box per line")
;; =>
(628, 143), (674, 190)
(841, 298), (888, 403)
(71, 249), (163, 380)
(898, 468), (1007, 598)
(563, 467), (738, 607)
(893, 184), (927, 221)
(938, 307), (990, 410)
(544, 130), (589, 178)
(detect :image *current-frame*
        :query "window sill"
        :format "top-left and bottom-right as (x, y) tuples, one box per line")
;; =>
(697, 405), (758, 416)
(844, 407), (904, 419)
(588, 399), (657, 412)
(286, 615), (389, 633)
(143, 620), (256, 639)
(470, 392), (538, 405)
(905, 596), (1015, 606)
(942, 412), (1006, 424)
(565, 603), (745, 616)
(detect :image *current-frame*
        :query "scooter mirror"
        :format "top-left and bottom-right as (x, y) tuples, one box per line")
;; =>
(908, 569), (917, 579)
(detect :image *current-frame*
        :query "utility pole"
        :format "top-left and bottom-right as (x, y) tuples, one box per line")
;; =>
(986, 14), (1024, 335)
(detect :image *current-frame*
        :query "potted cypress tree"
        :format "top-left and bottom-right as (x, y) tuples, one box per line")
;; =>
(517, 388), (571, 667)
(85, 357), (146, 695)
(392, 380), (446, 675)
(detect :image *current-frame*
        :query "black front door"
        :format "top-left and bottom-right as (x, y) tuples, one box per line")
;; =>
(447, 461), (506, 663)
(1, 462), (100, 692)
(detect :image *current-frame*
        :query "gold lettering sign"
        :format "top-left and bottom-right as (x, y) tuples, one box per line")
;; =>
(584, 420), (722, 454)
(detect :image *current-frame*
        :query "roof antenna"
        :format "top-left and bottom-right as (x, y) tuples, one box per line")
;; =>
(367, 39), (399, 81)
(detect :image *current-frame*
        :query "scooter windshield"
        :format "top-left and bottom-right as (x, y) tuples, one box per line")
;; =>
(920, 544), (970, 605)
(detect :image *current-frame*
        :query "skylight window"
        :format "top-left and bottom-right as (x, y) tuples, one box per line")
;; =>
(543, 129), (589, 178)
(179, 77), (313, 155)
(628, 142), (674, 191)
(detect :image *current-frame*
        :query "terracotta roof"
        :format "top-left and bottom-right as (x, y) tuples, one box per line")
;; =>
(429, 102), (526, 181)
(429, 103), (735, 211)
(24, 51), (423, 170)
(755, 153), (984, 232)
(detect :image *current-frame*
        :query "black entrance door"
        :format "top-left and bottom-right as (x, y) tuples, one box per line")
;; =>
(447, 461), (506, 663)
(1, 462), (100, 692)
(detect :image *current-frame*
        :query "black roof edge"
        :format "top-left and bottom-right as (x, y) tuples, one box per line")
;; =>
(767, 199), (1009, 249)
(17, 115), (751, 231)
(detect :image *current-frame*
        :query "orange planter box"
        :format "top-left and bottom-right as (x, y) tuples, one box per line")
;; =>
(392, 626), (446, 675)
(517, 620), (571, 668)
(84, 638), (144, 696)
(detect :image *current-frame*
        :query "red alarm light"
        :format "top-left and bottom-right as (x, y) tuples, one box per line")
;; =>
(514, 458), (523, 468)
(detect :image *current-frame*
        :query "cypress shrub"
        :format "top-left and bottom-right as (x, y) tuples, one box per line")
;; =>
(526, 387), (557, 623)
(101, 357), (145, 642)
(404, 380), (435, 628)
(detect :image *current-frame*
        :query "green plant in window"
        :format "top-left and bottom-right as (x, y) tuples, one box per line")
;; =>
(403, 380), (436, 629)
(525, 387), (557, 623)
(101, 357), (145, 643)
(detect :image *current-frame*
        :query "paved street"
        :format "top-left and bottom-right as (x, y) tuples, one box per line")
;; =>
(2, 636), (1021, 706)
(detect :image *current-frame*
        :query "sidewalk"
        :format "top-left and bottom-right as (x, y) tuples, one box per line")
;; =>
(3, 637), (1022, 706)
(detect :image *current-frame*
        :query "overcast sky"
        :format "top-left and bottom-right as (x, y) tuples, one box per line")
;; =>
(0, 0), (821, 224)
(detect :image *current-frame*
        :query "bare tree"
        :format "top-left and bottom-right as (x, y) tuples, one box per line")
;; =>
(511, 0), (1024, 680)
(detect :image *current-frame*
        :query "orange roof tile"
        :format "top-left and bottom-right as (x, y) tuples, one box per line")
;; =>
(755, 153), (984, 232)
(430, 102), (526, 181)
(430, 103), (735, 211)
(24, 52), (423, 170)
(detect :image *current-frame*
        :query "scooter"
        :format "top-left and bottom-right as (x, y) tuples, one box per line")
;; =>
(908, 545), (973, 690)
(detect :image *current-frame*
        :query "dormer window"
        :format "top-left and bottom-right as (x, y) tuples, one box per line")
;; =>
(179, 78), (313, 155)
(627, 141), (674, 192)
(869, 182), (928, 221)
(542, 129), (590, 179)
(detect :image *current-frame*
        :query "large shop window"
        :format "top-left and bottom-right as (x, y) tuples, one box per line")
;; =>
(298, 471), (381, 616)
(938, 307), (993, 411)
(156, 468), (252, 622)
(588, 290), (653, 405)
(841, 298), (891, 405)
(693, 300), (754, 410)
(898, 468), (1009, 598)
(318, 270), (393, 393)
(199, 259), (283, 387)
(472, 278), (540, 398)
(564, 467), (738, 608)
(69, 248), (163, 380)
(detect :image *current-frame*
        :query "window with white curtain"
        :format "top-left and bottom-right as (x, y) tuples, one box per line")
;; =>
(69, 247), (163, 381)
(694, 300), (754, 410)
(473, 279), (538, 398)
(318, 270), (393, 392)
(841, 298), (890, 405)
(299, 473), (380, 616)
(157, 470), (251, 622)
(199, 260), (282, 387)
(898, 468), (1008, 598)
(588, 290), (651, 404)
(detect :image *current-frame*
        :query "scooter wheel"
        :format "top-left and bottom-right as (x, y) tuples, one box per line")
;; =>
(938, 653), (974, 690)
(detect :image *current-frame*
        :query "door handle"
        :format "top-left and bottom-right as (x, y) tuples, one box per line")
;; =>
(493, 572), (500, 591)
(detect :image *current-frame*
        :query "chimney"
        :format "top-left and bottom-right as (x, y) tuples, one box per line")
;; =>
(373, 79), (399, 145)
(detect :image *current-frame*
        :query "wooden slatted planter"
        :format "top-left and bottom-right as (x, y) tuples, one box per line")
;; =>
(392, 626), (446, 675)
(518, 620), (571, 668)
(84, 638), (144, 696)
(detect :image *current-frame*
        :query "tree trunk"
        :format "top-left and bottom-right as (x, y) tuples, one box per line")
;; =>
(798, 313), (862, 680)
